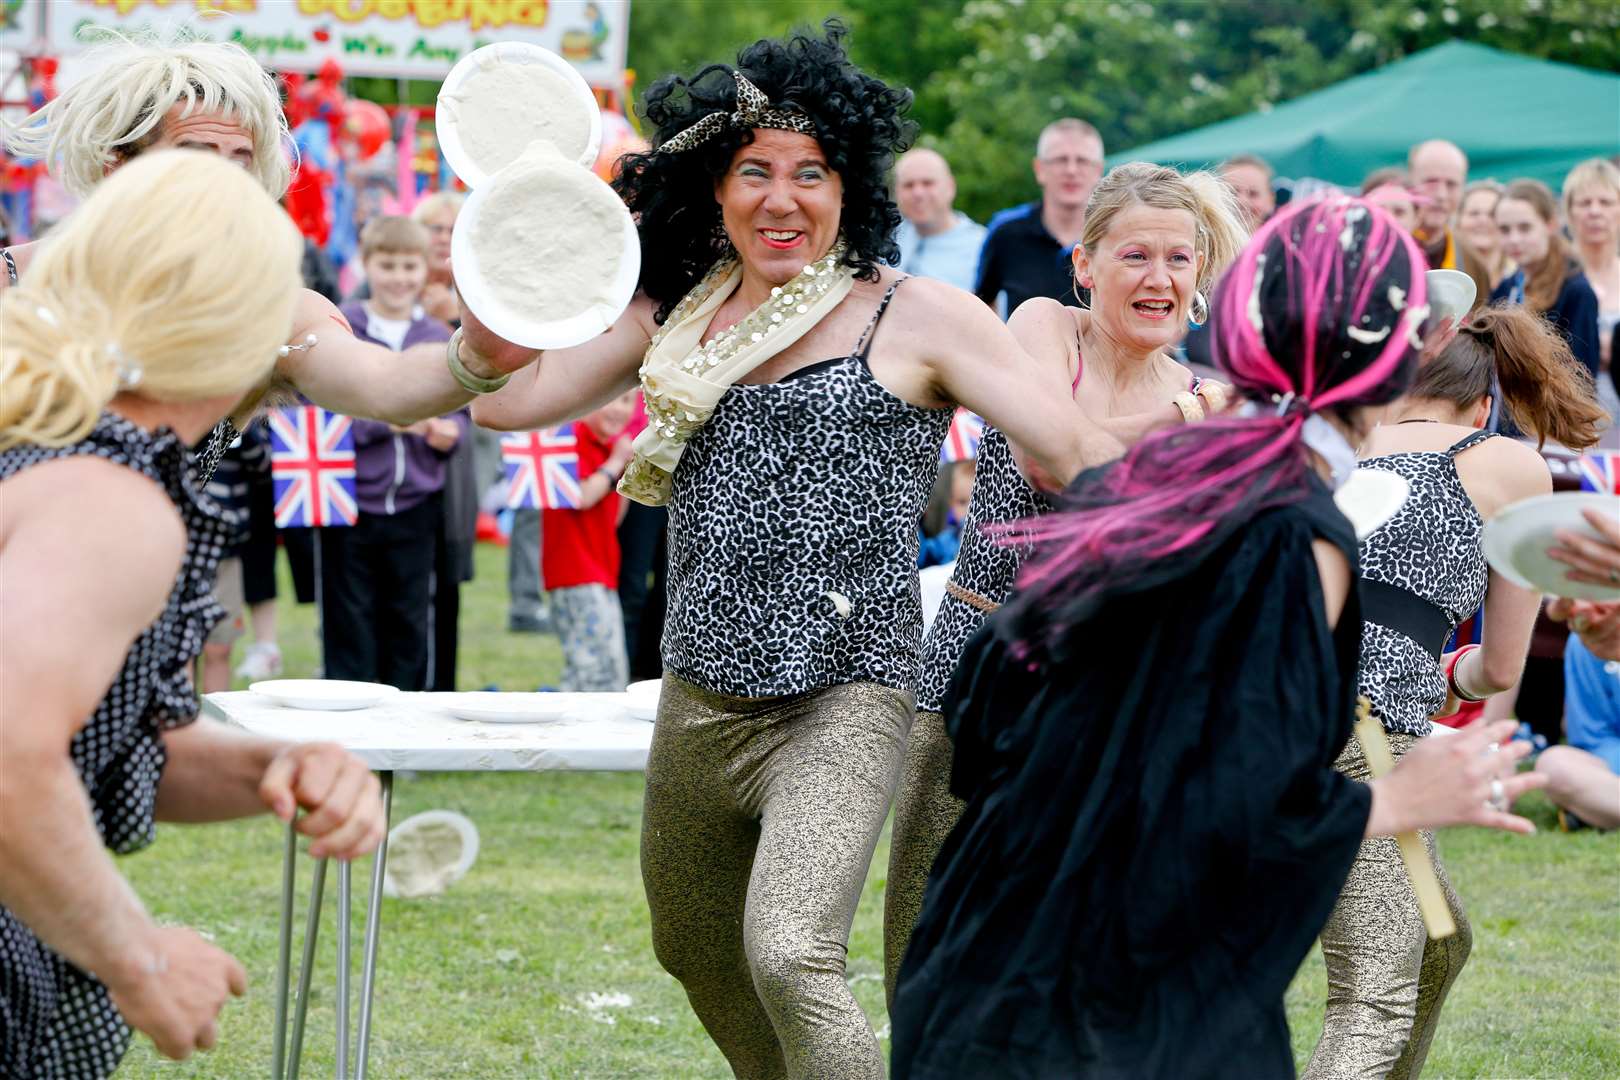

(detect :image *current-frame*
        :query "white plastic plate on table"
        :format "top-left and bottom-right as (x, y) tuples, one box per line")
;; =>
(248, 680), (397, 711)
(624, 679), (661, 721)
(382, 810), (480, 899)
(1335, 467), (1410, 541)
(451, 146), (640, 351)
(1482, 492), (1620, 602)
(431, 692), (581, 724)
(436, 42), (601, 188)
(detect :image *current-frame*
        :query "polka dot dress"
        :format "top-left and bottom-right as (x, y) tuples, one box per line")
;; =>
(0, 413), (229, 1078)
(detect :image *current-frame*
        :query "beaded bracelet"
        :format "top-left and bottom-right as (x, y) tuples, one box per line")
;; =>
(447, 328), (512, 394)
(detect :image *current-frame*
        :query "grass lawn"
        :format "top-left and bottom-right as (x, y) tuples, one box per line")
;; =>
(116, 545), (1619, 1078)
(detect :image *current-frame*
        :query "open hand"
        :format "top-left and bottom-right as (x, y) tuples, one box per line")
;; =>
(1547, 596), (1620, 661)
(258, 742), (385, 861)
(107, 926), (247, 1061)
(1371, 717), (1546, 837)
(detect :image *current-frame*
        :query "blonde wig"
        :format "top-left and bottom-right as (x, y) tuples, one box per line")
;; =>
(0, 150), (302, 449)
(2, 32), (291, 199)
(1079, 161), (1249, 297)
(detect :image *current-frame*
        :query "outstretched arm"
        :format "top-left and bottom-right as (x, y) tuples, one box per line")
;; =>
(271, 290), (537, 426)
(472, 293), (657, 432)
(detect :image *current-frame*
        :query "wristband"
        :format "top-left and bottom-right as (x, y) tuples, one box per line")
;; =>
(1171, 391), (1205, 424)
(446, 328), (512, 394)
(595, 466), (621, 485)
(1445, 644), (1487, 703)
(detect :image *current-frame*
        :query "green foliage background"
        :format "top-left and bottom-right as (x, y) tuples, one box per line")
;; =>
(623, 0), (1620, 224)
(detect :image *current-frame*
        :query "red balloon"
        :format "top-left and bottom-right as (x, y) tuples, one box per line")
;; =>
(343, 100), (392, 160)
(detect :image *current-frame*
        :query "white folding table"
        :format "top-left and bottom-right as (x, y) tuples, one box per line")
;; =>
(201, 691), (653, 1079)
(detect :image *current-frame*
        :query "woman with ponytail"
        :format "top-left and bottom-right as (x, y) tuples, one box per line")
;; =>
(889, 198), (1549, 1080)
(0, 150), (384, 1076)
(883, 161), (1246, 1003)
(1305, 305), (1603, 1079)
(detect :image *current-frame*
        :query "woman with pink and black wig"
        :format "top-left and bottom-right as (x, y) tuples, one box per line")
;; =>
(889, 198), (1548, 1080)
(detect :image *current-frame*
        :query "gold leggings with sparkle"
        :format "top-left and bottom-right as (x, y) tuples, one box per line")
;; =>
(641, 674), (911, 1080)
(1305, 731), (1473, 1080)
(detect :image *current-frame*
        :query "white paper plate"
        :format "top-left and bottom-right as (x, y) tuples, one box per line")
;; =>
(1482, 492), (1620, 601)
(624, 679), (661, 721)
(431, 692), (583, 724)
(451, 147), (640, 351)
(1424, 269), (1477, 330)
(436, 42), (601, 188)
(383, 810), (480, 899)
(1336, 467), (1410, 540)
(249, 679), (397, 711)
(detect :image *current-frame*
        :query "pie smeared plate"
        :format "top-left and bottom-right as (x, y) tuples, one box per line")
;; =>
(436, 41), (602, 188)
(383, 810), (480, 899)
(248, 680), (398, 711)
(1482, 492), (1620, 602)
(451, 140), (640, 351)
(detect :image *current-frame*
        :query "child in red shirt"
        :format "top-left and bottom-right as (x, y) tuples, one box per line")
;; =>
(543, 391), (637, 690)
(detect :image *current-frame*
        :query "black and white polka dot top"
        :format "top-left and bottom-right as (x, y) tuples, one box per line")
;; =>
(662, 279), (955, 699)
(0, 413), (228, 853)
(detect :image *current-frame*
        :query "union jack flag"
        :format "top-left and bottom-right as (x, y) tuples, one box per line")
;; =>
(1578, 451), (1619, 494)
(502, 427), (582, 510)
(268, 405), (357, 528)
(941, 408), (985, 463)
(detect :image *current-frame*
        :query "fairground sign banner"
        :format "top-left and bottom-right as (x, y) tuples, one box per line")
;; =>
(11, 0), (630, 84)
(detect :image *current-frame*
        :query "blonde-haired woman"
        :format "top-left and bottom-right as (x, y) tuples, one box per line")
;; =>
(0, 150), (384, 1075)
(883, 161), (1248, 1000)
(1563, 158), (1620, 406)
(411, 190), (467, 325)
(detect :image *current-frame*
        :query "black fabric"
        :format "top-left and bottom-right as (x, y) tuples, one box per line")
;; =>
(973, 201), (1087, 315)
(319, 494), (441, 690)
(891, 482), (1372, 1080)
(240, 426), (280, 605)
(617, 501), (669, 682)
(1360, 577), (1453, 660)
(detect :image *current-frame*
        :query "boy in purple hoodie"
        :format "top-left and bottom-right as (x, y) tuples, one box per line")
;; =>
(324, 216), (466, 689)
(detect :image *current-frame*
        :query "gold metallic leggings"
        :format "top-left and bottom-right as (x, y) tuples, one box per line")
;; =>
(640, 674), (911, 1080)
(882, 709), (964, 1008)
(1305, 731), (1472, 1080)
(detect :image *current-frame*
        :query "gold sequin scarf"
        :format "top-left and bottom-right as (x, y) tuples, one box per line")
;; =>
(618, 241), (855, 506)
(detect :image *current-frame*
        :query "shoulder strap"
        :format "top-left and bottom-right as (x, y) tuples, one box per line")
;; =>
(1446, 430), (1496, 457)
(3, 248), (17, 286)
(853, 277), (908, 360)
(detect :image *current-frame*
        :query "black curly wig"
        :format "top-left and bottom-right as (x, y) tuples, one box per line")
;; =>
(613, 20), (915, 324)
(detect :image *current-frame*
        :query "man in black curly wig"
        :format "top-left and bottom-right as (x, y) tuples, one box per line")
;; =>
(473, 21), (1119, 1077)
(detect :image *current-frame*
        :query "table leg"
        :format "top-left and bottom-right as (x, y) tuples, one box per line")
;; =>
(287, 856), (328, 1080)
(272, 823), (297, 1080)
(337, 859), (351, 1078)
(354, 772), (394, 1079)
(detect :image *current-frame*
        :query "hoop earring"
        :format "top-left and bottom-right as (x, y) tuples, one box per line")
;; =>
(1189, 289), (1209, 328)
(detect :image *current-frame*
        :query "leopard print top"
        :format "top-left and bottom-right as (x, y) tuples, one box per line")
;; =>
(662, 279), (954, 699)
(1357, 429), (1496, 735)
(915, 425), (1051, 712)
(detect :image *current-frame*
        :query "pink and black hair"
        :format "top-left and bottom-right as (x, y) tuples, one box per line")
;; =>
(1003, 197), (1429, 655)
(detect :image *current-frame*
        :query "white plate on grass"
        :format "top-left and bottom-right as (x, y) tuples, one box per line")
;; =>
(383, 810), (480, 898)
(436, 41), (601, 188)
(624, 679), (661, 721)
(451, 143), (640, 351)
(432, 692), (580, 724)
(249, 680), (397, 711)
(1482, 492), (1620, 602)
